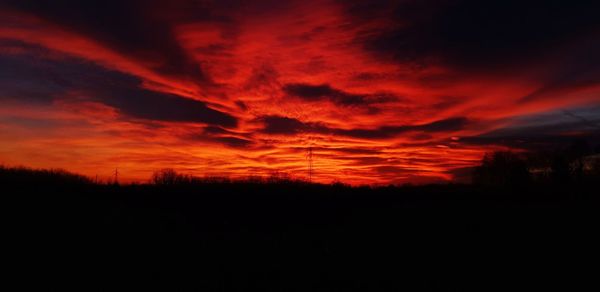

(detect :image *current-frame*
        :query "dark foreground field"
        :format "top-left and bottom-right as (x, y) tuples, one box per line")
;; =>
(5, 169), (599, 290)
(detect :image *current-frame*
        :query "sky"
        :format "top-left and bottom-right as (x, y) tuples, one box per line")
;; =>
(1, 0), (600, 185)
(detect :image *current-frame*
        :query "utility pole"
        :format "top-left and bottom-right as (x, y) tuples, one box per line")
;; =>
(114, 168), (119, 184)
(306, 146), (313, 183)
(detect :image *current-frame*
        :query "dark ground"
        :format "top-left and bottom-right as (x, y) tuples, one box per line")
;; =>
(5, 169), (599, 291)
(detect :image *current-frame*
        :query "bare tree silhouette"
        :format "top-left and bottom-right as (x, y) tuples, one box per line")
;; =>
(473, 151), (530, 186)
(152, 168), (185, 185)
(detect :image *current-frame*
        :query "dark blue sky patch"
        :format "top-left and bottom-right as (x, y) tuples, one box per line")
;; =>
(0, 44), (238, 127)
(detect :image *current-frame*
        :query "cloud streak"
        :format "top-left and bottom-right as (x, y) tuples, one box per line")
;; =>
(0, 41), (237, 127)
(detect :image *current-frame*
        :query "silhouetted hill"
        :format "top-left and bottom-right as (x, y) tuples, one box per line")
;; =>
(5, 166), (599, 290)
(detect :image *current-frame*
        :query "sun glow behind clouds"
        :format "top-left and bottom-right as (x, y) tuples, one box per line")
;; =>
(1, 0), (600, 184)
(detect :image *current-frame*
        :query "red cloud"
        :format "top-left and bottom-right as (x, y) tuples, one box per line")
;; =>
(1, 1), (600, 184)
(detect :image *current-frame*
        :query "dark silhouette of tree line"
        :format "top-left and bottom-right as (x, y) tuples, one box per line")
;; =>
(0, 165), (91, 187)
(473, 139), (600, 187)
(150, 168), (311, 187)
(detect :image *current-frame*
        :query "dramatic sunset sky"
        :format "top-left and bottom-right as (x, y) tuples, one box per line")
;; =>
(1, 0), (600, 184)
